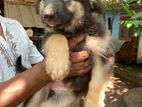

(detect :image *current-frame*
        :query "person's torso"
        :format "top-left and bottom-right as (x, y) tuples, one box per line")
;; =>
(0, 17), (31, 82)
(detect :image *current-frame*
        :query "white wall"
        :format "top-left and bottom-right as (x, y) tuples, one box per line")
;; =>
(137, 36), (142, 64)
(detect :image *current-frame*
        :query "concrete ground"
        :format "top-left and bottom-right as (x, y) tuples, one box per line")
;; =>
(105, 63), (142, 107)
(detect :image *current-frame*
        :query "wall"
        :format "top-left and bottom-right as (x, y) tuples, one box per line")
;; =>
(103, 10), (142, 64)
(137, 36), (142, 64)
(4, 1), (44, 28)
(103, 11), (124, 52)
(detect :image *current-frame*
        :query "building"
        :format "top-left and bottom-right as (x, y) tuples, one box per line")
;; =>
(103, 2), (142, 64)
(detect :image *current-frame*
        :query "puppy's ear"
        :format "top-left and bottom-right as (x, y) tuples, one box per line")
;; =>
(89, 0), (103, 13)
(35, 0), (41, 14)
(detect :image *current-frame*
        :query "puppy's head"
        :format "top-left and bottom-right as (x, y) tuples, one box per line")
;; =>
(35, 0), (103, 32)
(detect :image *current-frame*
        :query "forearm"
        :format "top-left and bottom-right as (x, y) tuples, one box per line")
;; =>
(0, 50), (91, 107)
(0, 63), (51, 107)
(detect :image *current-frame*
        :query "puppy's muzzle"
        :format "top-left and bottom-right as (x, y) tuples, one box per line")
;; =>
(43, 13), (56, 21)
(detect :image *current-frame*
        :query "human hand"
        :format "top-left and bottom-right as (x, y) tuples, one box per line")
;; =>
(68, 35), (92, 77)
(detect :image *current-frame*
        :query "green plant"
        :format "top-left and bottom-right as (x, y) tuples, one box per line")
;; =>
(120, 0), (142, 37)
(102, 0), (121, 10)
(102, 0), (142, 37)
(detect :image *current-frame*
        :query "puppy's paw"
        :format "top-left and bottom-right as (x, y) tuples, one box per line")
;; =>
(44, 34), (70, 80)
(84, 95), (105, 107)
(45, 54), (71, 80)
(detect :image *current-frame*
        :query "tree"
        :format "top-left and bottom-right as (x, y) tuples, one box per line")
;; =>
(103, 0), (142, 37)
(102, 0), (121, 11)
(120, 0), (142, 37)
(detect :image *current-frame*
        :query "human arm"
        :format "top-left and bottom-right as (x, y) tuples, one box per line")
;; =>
(0, 35), (91, 107)
(0, 62), (49, 107)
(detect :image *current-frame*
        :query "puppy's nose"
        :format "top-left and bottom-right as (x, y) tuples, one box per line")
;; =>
(44, 14), (55, 20)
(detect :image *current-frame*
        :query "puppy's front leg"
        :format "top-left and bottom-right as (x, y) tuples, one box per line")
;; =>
(85, 56), (114, 107)
(44, 34), (71, 80)
(84, 32), (114, 107)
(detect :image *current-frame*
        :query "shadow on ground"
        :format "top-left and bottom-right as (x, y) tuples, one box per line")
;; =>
(105, 63), (142, 107)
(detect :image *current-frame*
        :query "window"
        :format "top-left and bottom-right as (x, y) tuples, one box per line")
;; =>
(119, 16), (135, 41)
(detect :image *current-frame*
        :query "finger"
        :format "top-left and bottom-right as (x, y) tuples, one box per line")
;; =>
(68, 34), (85, 50)
(70, 51), (89, 63)
(71, 61), (90, 71)
(69, 65), (92, 77)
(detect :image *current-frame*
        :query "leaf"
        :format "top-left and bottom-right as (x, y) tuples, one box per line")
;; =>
(122, 4), (134, 16)
(134, 32), (138, 37)
(120, 20), (125, 25)
(131, 12), (142, 19)
(134, 27), (142, 37)
(130, 20), (141, 27)
(127, 0), (136, 4)
(137, 0), (142, 3)
(127, 23), (132, 28)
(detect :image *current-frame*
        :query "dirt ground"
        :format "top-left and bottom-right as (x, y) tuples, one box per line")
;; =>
(105, 75), (140, 107)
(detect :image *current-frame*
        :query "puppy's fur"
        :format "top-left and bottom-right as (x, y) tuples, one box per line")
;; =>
(18, 0), (115, 107)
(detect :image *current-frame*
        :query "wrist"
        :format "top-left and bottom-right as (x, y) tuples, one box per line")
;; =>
(31, 62), (51, 83)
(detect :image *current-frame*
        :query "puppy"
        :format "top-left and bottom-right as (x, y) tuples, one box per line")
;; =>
(18, 0), (115, 107)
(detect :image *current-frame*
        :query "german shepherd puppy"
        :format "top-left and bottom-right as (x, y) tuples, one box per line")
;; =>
(18, 0), (115, 107)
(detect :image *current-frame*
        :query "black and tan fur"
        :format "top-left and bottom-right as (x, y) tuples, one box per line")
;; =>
(18, 0), (115, 107)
